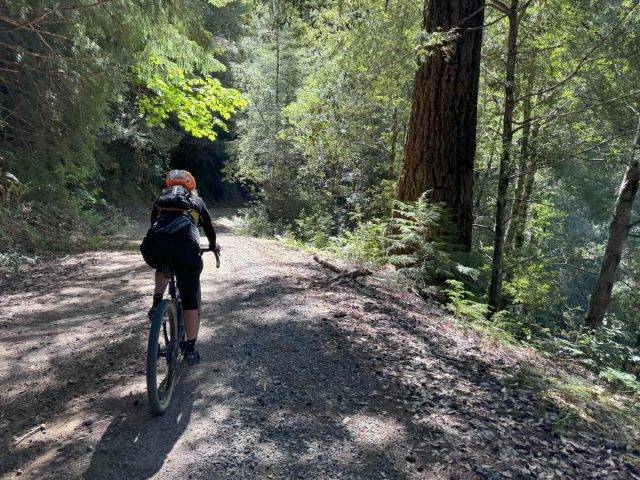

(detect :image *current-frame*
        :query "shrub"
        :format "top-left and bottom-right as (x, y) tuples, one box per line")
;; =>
(233, 203), (282, 236)
(328, 219), (388, 266)
(573, 325), (637, 372)
(491, 309), (545, 342)
(295, 210), (333, 248)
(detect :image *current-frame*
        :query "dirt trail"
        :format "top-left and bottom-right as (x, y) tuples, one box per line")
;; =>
(1, 211), (638, 480)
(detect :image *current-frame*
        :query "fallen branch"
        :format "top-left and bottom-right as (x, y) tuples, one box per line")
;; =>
(331, 268), (372, 282)
(313, 255), (372, 283)
(313, 255), (342, 273)
(14, 423), (45, 445)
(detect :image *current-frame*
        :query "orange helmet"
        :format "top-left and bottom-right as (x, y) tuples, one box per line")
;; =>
(166, 169), (196, 191)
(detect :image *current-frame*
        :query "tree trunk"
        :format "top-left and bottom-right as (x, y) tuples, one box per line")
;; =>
(505, 75), (534, 251)
(396, 0), (486, 251)
(388, 107), (399, 179)
(584, 118), (640, 328)
(512, 123), (540, 251)
(488, 1), (520, 314)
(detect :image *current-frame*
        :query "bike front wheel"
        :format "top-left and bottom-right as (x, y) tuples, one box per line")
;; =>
(147, 299), (179, 415)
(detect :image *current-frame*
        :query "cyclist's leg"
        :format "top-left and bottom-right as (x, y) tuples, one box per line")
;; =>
(176, 251), (203, 365)
(183, 310), (199, 340)
(141, 235), (170, 319)
(175, 244), (203, 342)
(154, 271), (170, 295)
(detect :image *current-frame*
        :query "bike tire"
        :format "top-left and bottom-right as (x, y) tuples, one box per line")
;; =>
(147, 299), (178, 415)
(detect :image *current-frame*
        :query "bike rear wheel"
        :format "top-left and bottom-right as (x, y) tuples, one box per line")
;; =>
(147, 299), (179, 415)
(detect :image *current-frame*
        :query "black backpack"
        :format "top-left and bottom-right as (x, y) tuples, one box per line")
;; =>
(155, 185), (195, 211)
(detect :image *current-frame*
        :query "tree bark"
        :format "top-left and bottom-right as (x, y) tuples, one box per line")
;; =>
(396, 0), (486, 251)
(584, 118), (640, 328)
(488, 1), (520, 314)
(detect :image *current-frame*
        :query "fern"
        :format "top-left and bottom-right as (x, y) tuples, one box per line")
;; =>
(444, 279), (489, 322)
(387, 193), (477, 289)
(598, 367), (640, 393)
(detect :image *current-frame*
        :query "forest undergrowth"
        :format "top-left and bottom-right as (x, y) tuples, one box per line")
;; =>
(0, 184), (130, 273)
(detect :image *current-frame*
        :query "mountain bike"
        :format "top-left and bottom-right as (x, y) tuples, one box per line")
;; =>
(146, 246), (220, 415)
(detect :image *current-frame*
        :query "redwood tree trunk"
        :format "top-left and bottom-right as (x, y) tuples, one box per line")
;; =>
(488, 1), (520, 314)
(584, 118), (640, 328)
(396, 0), (486, 250)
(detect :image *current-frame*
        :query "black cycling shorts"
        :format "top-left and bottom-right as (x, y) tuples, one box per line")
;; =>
(140, 234), (203, 310)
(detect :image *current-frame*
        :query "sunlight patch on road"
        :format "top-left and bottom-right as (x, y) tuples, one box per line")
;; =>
(249, 440), (287, 467)
(343, 413), (406, 448)
(196, 402), (231, 422)
(9, 414), (97, 479)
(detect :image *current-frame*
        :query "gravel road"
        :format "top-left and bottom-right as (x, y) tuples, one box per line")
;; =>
(1, 212), (432, 480)
(1, 211), (638, 480)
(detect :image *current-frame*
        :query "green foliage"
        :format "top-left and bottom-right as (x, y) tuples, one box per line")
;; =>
(471, 0), (640, 345)
(329, 220), (388, 267)
(229, 0), (418, 233)
(444, 280), (489, 322)
(294, 210), (333, 248)
(491, 309), (542, 341)
(573, 326), (638, 372)
(233, 204), (284, 237)
(387, 194), (476, 288)
(503, 261), (560, 320)
(598, 367), (640, 394)
(136, 67), (247, 141)
(0, 0), (245, 254)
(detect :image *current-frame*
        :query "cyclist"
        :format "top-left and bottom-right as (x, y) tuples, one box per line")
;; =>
(140, 170), (218, 365)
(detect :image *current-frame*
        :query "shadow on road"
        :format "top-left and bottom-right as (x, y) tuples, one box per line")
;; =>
(83, 375), (197, 480)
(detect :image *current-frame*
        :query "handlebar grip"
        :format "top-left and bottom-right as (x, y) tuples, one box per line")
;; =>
(199, 247), (221, 268)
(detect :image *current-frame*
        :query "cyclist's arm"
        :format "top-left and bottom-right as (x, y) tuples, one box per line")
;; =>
(197, 199), (217, 248)
(150, 202), (159, 225)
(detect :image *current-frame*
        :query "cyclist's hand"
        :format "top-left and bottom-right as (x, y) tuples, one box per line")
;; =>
(212, 243), (221, 268)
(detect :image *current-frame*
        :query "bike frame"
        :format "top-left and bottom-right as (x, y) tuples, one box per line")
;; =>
(163, 274), (184, 369)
